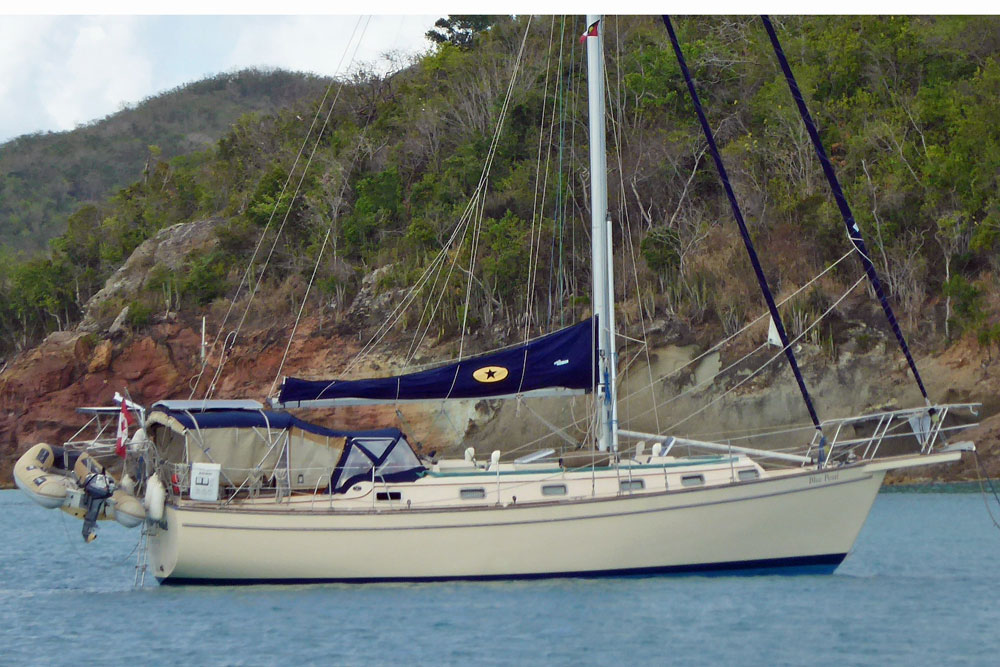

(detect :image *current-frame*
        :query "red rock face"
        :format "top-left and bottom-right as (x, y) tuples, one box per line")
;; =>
(0, 314), (471, 486)
(0, 322), (211, 486)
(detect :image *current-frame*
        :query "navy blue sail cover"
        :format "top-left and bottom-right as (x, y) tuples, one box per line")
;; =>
(278, 318), (596, 404)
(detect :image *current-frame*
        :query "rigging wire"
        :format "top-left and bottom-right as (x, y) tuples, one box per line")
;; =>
(617, 247), (856, 405)
(545, 16), (567, 329)
(279, 26), (514, 381)
(603, 15), (661, 435)
(347, 16), (536, 375)
(554, 16), (568, 328)
(190, 15), (370, 400)
(660, 273), (867, 435)
(513, 16), (559, 396)
(610, 14), (647, 439)
(454, 16), (535, 364)
(363, 196), (480, 372)
(546, 266), (864, 447)
(268, 113), (377, 396)
(761, 15), (932, 407)
(973, 448), (1000, 532)
(662, 14), (829, 462)
(386, 19), (592, 454)
(209, 18), (373, 400)
(482, 278), (868, 467)
(568, 25), (581, 319)
(522, 16), (558, 343)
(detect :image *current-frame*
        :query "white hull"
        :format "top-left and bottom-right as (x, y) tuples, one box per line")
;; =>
(147, 456), (951, 584)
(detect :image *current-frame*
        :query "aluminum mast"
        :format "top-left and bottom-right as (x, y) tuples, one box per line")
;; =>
(585, 15), (618, 452)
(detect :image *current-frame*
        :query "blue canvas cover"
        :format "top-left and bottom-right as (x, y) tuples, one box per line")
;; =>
(277, 318), (596, 405)
(153, 407), (402, 440)
(331, 435), (425, 493)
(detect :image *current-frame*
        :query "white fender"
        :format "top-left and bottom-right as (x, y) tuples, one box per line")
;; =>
(109, 489), (145, 528)
(144, 473), (166, 522)
(119, 473), (135, 495)
(13, 444), (69, 509)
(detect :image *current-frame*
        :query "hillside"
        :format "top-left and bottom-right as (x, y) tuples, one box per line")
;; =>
(0, 68), (330, 252)
(0, 16), (996, 357)
(0, 15), (998, 484)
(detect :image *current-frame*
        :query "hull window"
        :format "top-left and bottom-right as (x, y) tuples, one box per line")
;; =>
(376, 491), (402, 501)
(620, 480), (644, 492)
(541, 484), (567, 496)
(460, 488), (486, 500)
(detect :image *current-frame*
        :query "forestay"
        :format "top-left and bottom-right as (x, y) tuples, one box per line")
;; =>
(275, 318), (596, 407)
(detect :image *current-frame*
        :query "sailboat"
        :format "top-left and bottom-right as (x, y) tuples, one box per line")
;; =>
(15, 15), (979, 584)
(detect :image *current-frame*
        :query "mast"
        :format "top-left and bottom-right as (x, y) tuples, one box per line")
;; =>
(585, 15), (618, 452)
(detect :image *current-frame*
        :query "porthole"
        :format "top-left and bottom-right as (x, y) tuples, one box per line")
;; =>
(542, 484), (567, 496)
(681, 474), (705, 487)
(620, 479), (644, 492)
(460, 487), (486, 500)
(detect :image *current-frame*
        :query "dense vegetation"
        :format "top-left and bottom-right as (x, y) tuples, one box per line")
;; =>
(0, 68), (330, 252)
(0, 15), (998, 361)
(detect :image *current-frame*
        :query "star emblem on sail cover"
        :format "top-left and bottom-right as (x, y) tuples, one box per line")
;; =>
(472, 366), (509, 383)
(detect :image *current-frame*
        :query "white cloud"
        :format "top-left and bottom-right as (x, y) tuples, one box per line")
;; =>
(38, 17), (153, 131)
(223, 15), (436, 78)
(0, 15), (437, 143)
(0, 16), (62, 139)
(0, 16), (153, 140)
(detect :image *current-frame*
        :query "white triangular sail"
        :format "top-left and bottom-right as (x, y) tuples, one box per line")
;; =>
(767, 316), (782, 347)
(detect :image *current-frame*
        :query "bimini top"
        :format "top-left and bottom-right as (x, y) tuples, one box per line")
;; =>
(151, 399), (265, 412)
(275, 317), (597, 407)
(146, 406), (421, 493)
(148, 405), (402, 440)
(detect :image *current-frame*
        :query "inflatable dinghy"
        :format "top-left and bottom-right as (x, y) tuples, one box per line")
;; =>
(14, 443), (145, 541)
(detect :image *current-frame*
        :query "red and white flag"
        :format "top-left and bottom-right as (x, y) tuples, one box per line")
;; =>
(115, 398), (134, 458)
(579, 20), (599, 44)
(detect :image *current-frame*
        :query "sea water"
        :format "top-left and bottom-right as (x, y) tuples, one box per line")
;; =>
(2, 487), (999, 666)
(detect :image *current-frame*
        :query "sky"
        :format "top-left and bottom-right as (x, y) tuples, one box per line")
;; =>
(0, 14), (438, 143)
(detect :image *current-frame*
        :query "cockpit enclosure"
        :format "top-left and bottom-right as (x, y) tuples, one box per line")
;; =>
(144, 403), (424, 499)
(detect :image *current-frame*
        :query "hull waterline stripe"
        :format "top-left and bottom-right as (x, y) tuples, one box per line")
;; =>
(177, 472), (875, 532)
(157, 553), (847, 585)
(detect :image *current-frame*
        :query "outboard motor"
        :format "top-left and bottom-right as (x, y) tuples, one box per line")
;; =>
(80, 471), (115, 543)
(73, 453), (115, 543)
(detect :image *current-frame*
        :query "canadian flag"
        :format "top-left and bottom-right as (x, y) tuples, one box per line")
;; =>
(115, 398), (135, 458)
(579, 20), (599, 44)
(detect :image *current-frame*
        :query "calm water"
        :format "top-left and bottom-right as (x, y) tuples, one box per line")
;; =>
(2, 487), (999, 666)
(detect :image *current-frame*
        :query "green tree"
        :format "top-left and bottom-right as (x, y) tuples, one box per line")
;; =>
(426, 16), (499, 49)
